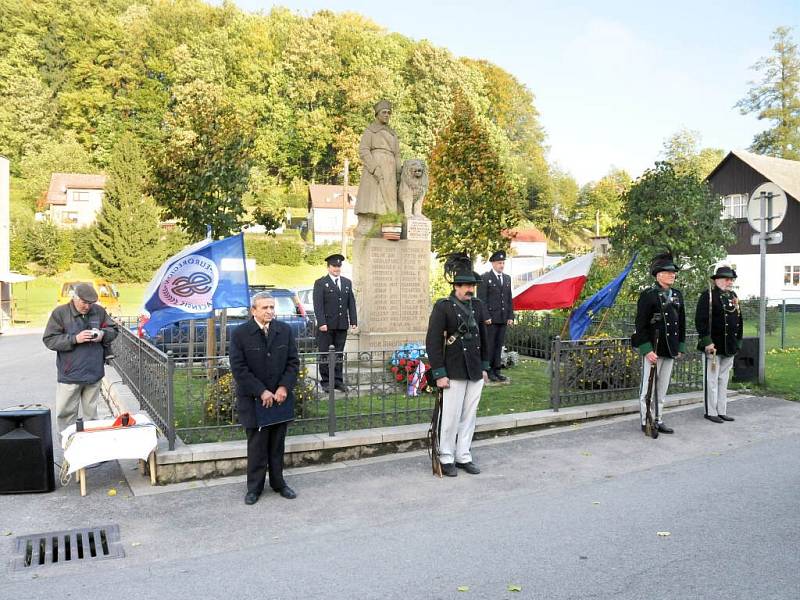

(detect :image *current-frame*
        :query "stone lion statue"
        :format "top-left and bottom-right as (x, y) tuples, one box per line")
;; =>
(398, 159), (428, 217)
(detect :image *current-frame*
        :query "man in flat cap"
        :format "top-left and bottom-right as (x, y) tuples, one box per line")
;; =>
(695, 265), (743, 423)
(631, 250), (685, 436)
(479, 250), (514, 382)
(313, 254), (357, 392)
(43, 283), (119, 433)
(426, 253), (490, 477)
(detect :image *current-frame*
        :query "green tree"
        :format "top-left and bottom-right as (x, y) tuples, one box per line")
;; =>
(736, 26), (800, 159)
(14, 133), (96, 213)
(575, 168), (631, 235)
(611, 162), (735, 297)
(661, 128), (725, 178)
(426, 90), (522, 258)
(150, 80), (255, 240)
(90, 133), (165, 282)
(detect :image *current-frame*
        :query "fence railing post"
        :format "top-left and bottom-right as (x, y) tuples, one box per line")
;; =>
(550, 335), (562, 412)
(166, 354), (176, 450)
(327, 344), (336, 437)
(781, 299), (786, 349)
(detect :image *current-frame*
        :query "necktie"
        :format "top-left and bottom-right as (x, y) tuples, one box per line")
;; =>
(335, 277), (341, 290)
(263, 323), (269, 337)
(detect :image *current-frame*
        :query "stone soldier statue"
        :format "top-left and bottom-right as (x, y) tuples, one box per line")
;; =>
(355, 99), (402, 234)
(695, 265), (743, 423)
(426, 253), (490, 477)
(478, 250), (514, 382)
(312, 253), (357, 393)
(631, 250), (686, 435)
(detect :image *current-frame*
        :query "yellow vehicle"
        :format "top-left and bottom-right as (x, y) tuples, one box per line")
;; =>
(57, 280), (121, 313)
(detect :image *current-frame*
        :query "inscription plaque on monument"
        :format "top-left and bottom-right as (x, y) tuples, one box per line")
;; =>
(405, 216), (431, 241)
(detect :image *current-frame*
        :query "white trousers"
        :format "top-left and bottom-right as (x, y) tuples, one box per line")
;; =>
(439, 378), (484, 465)
(56, 382), (101, 434)
(704, 354), (734, 417)
(638, 357), (673, 425)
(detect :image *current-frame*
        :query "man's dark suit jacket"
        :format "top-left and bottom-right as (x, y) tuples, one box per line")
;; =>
(312, 274), (357, 330)
(229, 318), (299, 429)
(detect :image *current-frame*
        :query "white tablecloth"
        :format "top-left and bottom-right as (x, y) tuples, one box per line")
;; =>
(61, 414), (158, 474)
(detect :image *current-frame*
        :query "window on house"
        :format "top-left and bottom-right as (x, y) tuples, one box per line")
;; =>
(72, 191), (90, 201)
(785, 265), (800, 288)
(64, 212), (79, 224)
(721, 194), (748, 219)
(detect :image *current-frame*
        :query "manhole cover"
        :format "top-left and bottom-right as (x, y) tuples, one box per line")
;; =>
(11, 525), (124, 570)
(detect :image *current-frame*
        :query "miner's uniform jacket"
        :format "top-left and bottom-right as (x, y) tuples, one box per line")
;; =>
(694, 288), (743, 356)
(426, 294), (490, 382)
(632, 285), (686, 358)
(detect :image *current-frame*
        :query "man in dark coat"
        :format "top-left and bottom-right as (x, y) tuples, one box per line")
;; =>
(631, 251), (686, 435)
(426, 253), (490, 477)
(43, 283), (119, 433)
(478, 250), (514, 382)
(695, 265), (743, 423)
(230, 291), (300, 505)
(312, 253), (357, 392)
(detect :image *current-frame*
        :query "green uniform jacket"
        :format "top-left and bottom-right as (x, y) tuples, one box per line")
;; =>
(632, 285), (686, 358)
(694, 288), (743, 356)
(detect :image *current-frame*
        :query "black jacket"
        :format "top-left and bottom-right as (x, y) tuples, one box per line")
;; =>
(43, 302), (119, 384)
(313, 274), (357, 330)
(229, 318), (299, 429)
(695, 288), (743, 356)
(478, 270), (514, 323)
(632, 285), (686, 358)
(426, 294), (490, 382)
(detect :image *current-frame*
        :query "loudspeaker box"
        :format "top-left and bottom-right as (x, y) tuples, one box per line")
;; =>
(0, 406), (55, 493)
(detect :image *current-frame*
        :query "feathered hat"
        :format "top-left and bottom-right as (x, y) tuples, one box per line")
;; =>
(443, 252), (482, 285)
(649, 249), (679, 277)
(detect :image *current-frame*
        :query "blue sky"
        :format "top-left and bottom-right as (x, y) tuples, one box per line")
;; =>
(216, 0), (800, 184)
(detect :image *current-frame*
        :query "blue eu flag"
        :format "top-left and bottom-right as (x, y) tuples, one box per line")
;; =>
(141, 234), (250, 337)
(568, 253), (637, 341)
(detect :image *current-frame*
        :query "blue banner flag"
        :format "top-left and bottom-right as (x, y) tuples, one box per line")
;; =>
(568, 253), (637, 341)
(141, 234), (250, 337)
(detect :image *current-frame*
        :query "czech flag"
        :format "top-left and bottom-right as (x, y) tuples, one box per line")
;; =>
(512, 253), (595, 311)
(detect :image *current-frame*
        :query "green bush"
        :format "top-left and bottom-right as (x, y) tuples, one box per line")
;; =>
(304, 242), (342, 265)
(245, 234), (303, 266)
(26, 221), (74, 274)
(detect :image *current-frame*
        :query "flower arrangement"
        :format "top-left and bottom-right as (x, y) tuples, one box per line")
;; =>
(387, 342), (433, 396)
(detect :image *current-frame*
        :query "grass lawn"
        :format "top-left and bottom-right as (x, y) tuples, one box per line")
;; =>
(733, 347), (800, 401)
(172, 357), (552, 444)
(9, 262), (324, 327)
(742, 311), (800, 349)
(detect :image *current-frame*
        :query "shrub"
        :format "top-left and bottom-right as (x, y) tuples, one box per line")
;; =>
(26, 221), (73, 274)
(244, 235), (303, 266)
(203, 372), (235, 425)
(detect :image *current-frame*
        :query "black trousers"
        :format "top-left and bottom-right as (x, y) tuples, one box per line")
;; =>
(317, 328), (348, 385)
(486, 323), (508, 372)
(246, 421), (288, 495)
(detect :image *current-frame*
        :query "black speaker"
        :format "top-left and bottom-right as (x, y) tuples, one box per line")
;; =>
(0, 406), (55, 494)
(733, 337), (759, 383)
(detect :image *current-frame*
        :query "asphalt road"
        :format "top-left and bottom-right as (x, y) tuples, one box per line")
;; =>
(1, 332), (799, 599)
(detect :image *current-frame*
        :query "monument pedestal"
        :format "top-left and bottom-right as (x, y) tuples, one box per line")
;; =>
(350, 222), (431, 354)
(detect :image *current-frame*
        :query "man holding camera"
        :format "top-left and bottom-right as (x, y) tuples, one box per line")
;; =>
(43, 283), (119, 433)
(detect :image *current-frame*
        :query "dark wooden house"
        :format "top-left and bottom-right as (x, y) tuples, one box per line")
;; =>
(706, 149), (800, 301)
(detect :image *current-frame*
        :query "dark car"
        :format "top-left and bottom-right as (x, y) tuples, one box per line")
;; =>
(147, 287), (316, 357)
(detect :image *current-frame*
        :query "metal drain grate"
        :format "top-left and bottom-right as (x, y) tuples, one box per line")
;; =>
(11, 525), (124, 570)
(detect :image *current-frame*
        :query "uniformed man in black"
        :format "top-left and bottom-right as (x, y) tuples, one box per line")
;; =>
(426, 253), (490, 477)
(312, 253), (357, 392)
(632, 251), (686, 435)
(478, 250), (514, 382)
(695, 265), (743, 423)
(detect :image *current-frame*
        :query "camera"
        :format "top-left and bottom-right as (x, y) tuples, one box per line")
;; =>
(89, 329), (100, 340)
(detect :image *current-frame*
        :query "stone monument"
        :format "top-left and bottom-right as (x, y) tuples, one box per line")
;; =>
(351, 101), (432, 351)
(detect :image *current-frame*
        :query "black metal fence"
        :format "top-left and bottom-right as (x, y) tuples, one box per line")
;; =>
(549, 334), (703, 409)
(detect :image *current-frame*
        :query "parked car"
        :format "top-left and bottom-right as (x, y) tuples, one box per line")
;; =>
(296, 287), (314, 317)
(57, 279), (120, 313)
(145, 286), (316, 357)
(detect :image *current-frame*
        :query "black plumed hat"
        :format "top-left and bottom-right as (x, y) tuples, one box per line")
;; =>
(649, 249), (679, 277)
(443, 253), (482, 285)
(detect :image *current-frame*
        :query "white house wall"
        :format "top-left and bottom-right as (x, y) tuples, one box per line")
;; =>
(726, 252), (800, 304)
